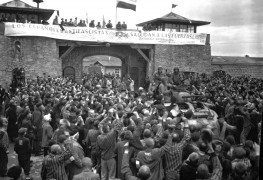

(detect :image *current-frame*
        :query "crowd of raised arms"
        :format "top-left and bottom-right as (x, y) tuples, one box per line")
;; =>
(0, 67), (262, 180)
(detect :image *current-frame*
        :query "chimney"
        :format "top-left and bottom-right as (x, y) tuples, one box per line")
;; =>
(33, 0), (43, 8)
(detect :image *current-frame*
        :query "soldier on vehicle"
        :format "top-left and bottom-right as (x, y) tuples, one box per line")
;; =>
(153, 66), (166, 84)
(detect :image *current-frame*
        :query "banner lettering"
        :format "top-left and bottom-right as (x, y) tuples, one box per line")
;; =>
(4, 23), (207, 45)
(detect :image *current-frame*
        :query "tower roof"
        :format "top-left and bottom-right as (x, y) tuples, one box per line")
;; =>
(137, 12), (210, 26)
(1, 0), (35, 8)
(0, 0), (55, 20)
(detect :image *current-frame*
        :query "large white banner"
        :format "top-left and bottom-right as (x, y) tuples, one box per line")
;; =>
(4, 23), (207, 45)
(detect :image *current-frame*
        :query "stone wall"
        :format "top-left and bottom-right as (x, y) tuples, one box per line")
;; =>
(211, 64), (263, 78)
(0, 35), (62, 88)
(153, 36), (211, 74)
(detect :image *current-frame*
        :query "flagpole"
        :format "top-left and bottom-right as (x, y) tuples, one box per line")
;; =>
(115, 6), (118, 27)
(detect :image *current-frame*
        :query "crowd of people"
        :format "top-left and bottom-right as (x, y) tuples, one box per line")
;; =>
(0, 13), (49, 25)
(0, 67), (261, 180)
(52, 16), (128, 30)
(0, 13), (128, 30)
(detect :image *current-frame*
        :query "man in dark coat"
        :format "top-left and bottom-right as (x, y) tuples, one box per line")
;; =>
(6, 100), (18, 141)
(32, 102), (44, 155)
(169, 67), (182, 86)
(14, 128), (31, 179)
(0, 85), (5, 115)
(122, 143), (151, 180)
(106, 20), (113, 29)
(180, 152), (199, 180)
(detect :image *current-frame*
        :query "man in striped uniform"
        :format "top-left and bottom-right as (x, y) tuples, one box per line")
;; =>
(41, 144), (74, 180)
(163, 117), (191, 180)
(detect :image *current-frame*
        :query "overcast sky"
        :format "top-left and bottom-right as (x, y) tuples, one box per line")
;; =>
(1, 0), (263, 57)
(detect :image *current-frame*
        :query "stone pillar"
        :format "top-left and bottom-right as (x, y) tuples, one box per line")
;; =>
(147, 48), (154, 79)
(128, 55), (131, 75)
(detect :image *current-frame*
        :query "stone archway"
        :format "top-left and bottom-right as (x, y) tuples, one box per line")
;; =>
(63, 66), (75, 80)
(83, 55), (122, 77)
(61, 45), (148, 89)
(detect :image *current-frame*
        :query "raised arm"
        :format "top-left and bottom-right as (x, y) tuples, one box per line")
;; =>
(160, 134), (172, 155)
(209, 143), (222, 180)
(132, 111), (144, 137)
(121, 144), (134, 180)
(178, 118), (191, 148)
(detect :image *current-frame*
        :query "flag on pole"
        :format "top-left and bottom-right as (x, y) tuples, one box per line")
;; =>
(56, 10), (65, 31)
(172, 4), (177, 8)
(103, 15), (106, 28)
(116, 0), (137, 11)
(86, 12), (88, 24)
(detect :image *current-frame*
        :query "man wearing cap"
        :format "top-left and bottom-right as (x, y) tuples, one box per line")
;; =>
(169, 67), (182, 87)
(153, 66), (165, 84)
(14, 128), (32, 179)
(42, 114), (53, 156)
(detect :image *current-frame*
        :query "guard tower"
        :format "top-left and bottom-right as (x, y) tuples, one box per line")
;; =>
(0, 0), (54, 24)
(137, 12), (210, 33)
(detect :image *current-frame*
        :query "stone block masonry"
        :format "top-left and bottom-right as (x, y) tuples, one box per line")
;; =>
(153, 43), (211, 74)
(0, 35), (62, 88)
(211, 64), (263, 79)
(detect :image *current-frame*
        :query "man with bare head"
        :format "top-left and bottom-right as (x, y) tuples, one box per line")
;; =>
(41, 144), (74, 180)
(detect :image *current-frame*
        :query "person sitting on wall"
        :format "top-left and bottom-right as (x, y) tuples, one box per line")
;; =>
(7, 14), (15, 22)
(80, 20), (86, 27)
(74, 17), (78, 27)
(147, 24), (152, 31)
(64, 19), (69, 26)
(116, 21), (122, 30)
(106, 20), (113, 28)
(0, 14), (7, 22)
(96, 22), (101, 28)
(17, 14), (25, 23)
(143, 24), (148, 31)
(77, 20), (83, 27)
(121, 21), (127, 30)
(89, 20), (95, 28)
(53, 16), (59, 25)
(29, 17), (36, 24)
(68, 18), (74, 26)
(60, 18), (65, 26)
(42, 20), (49, 25)
(82, 20), (87, 27)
